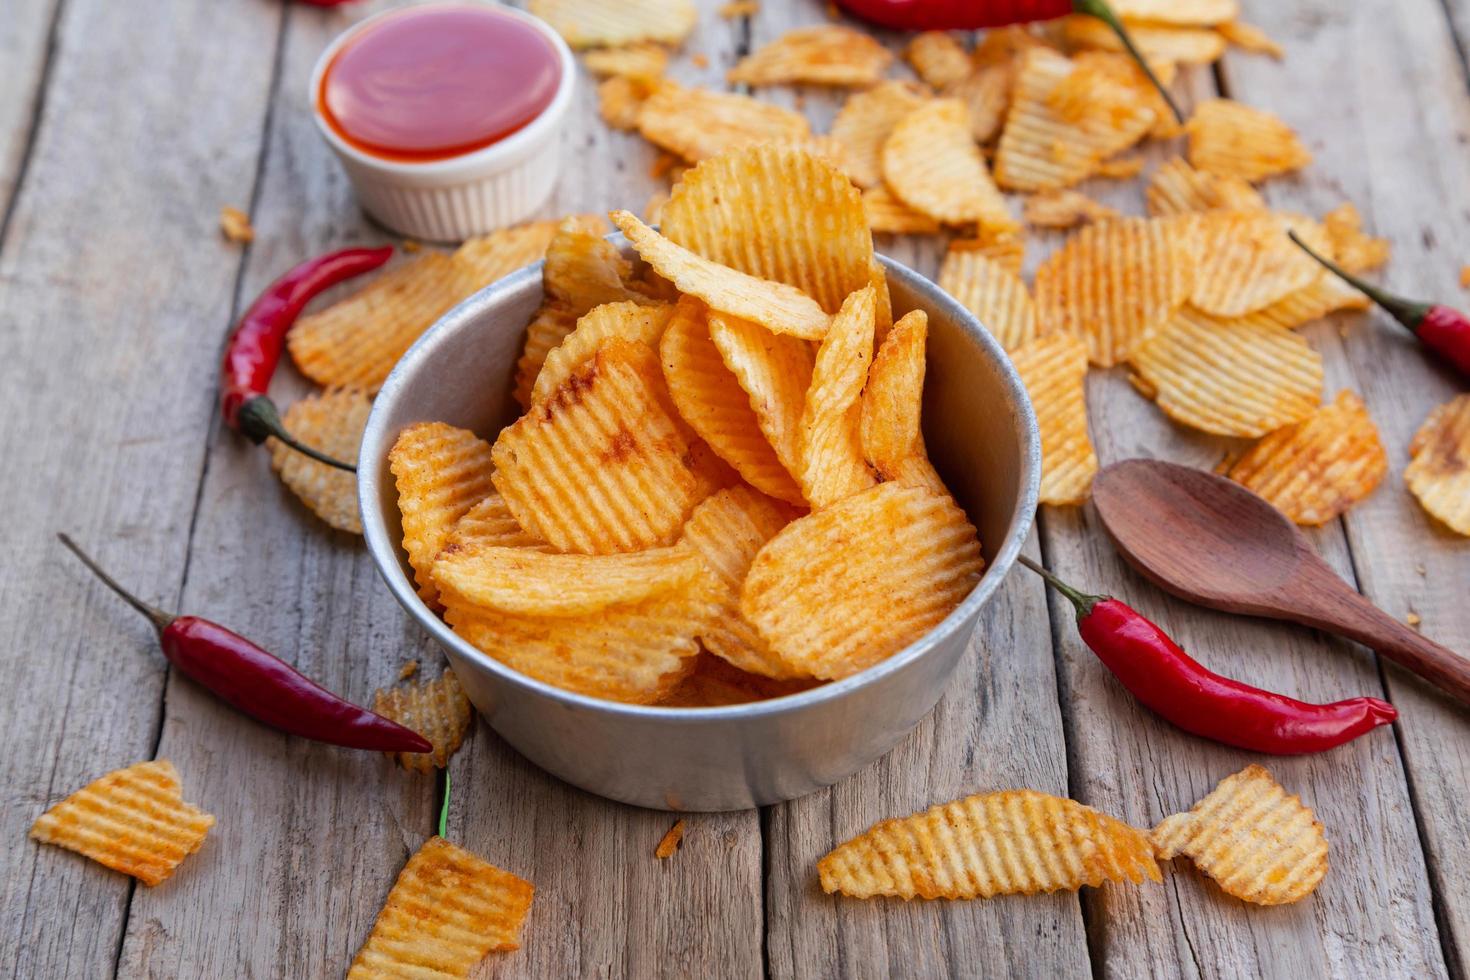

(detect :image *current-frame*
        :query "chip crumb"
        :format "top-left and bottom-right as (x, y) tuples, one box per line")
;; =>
(1416, 563), (1427, 576)
(691, 52), (709, 69)
(219, 205), (254, 244)
(401, 239), (421, 253)
(1407, 612), (1422, 628)
(1460, 265), (1470, 288)
(398, 660), (419, 681)
(718, 0), (759, 17)
(655, 819), (687, 858)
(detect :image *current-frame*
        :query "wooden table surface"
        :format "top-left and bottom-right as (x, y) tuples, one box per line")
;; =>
(2, 0), (1468, 976)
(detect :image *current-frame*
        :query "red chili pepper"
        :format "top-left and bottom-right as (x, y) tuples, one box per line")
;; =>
(1289, 231), (1470, 381)
(835, 0), (1182, 122)
(1018, 556), (1397, 754)
(59, 534), (431, 755)
(222, 245), (393, 471)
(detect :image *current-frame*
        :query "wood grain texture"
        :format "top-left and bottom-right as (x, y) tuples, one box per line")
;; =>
(0, 0), (60, 219)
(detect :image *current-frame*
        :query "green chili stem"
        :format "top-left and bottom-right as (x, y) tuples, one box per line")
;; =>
(438, 770), (451, 840)
(1016, 554), (1105, 619)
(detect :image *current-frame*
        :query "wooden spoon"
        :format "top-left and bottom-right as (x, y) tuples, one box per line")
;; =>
(1092, 458), (1470, 706)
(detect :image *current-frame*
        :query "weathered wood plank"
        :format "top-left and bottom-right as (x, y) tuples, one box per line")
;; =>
(0, 0), (282, 976)
(0, 0), (60, 219)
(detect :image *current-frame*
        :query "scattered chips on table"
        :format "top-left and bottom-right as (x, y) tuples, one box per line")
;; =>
(1405, 393), (1470, 536)
(598, 75), (657, 130)
(818, 789), (1160, 900)
(1110, 0), (1239, 25)
(29, 760), (214, 887)
(904, 31), (972, 89)
(372, 669), (474, 773)
(742, 482), (983, 680)
(1322, 203), (1391, 273)
(1152, 765), (1327, 906)
(729, 25), (892, 87)
(1011, 333), (1097, 506)
(347, 836), (533, 978)
(1187, 98), (1312, 183)
(636, 82), (813, 163)
(1216, 20), (1284, 58)
(1221, 390), (1387, 525)
(828, 81), (931, 188)
(1023, 189), (1120, 229)
(1144, 156), (1265, 217)
(708, 310), (816, 481)
(529, 0), (695, 48)
(532, 300), (674, 403)
(655, 820), (687, 858)
(1059, 16), (1226, 65)
(583, 42), (669, 79)
(798, 286), (877, 508)
(219, 205), (253, 243)
(937, 246), (1037, 351)
(389, 422), (498, 607)
(268, 387), (371, 534)
(943, 61), (1015, 144)
(882, 99), (1016, 231)
(1095, 154), (1146, 180)
(949, 233), (1025, 277)
(1243, 273), (1370, 330)
(1190, 211), (1326, 317)
(862, 185), (942, 235)
(1129, 306), (1324, 437)
(860, 310), (932, 485)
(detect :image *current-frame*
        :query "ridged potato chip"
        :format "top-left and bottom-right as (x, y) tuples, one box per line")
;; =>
(659, 652), (819, 706)
(532, 301), (674, 403)
(1405, 393), (1470, 535)
(1216, 20), (1284, 58)
(938, 247), (1038, 351)
(30, 760), (214, 887)
(598, 75), (657, 130)
(709, 310), (816, 481)
(1012, 333), (1097, 505)
(882, 99), (1016, 231)
(1186, 98), (1311, 182)
(862, 185), (942, 235)
(372, 669), (473, 773)
(613, 210), (832, 340)
(658, 145), (875, 316)
(1059, 16), (1225, 64)
(1243, 274), (1370, 330)
(1152, 765), (1327, 906)
(1111, 0), (1238, 25)
(660, 298), (804, 503)
(390, 422), (498, 607)
(1096, 154), (1146, 179)
(441, 493), (542, 553)
(1034, 217), (1195, 366)
(655, 820), (687, 858)
(1222, 390), (1386, 525)
(729, 25), (892, 87)
(1322, 203), (1390, 273)
(636, 82), (812, 163)
(1023, 189), (1119, 229)
(798, 287), (878, 508)
(1191, 211), (1327, 317)
(819, 789), (1160, 900)
(1129, 306), (1323, 437)
(861, 310), (927, 477)
(529, 0), (695, 48)
(742, 482), (983, 680)
(492, 339), (706, 553)
(904, 31), (971, 88)
(543, 216), (646, 316)
(454, 219), (565, 286)
(943, 62), (1015, 144)
(583, 42), (669, 79)
(347, 836), (533, 978)
(829, 81), (931, 188)
(1144, 156), (1264, 217)
(948, 232), (1025, 276)
(268, 387), (371, 533)
(514, 301), (581, 408)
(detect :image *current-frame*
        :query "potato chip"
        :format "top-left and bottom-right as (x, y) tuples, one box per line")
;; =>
(938, 247), (1037, 351)
(1186, 98), (1311, 183)
(513, 301), (581, 409)
(1322, 203), (1390, 274)
(1242, 274), (1370, 331)
(655, 820), (687, 859)
(829, 81), (931, 188)
(861, 310), (928, 477)
(1129, 306), (1323, 437)
(742, 482), (983, 680)
(1095, 154), (1145, 179)
(636, 82), (813, 163)
(598, 74), (657, 130)
(658, 145), (875, 316)
(1033, 216), (1195, 366)
(583, 42), (669, 79)
(1405, 393), (1470, 535)
(1022, 189), (1119, 229)
(1190, 211), (1327, 317)
(1012, 333), (1097, 505)
(948, 232), (1025, 276)
(532, 301), (674, 403)
(268, 387), (370, 533)
(659, 651), (818, 706)
(1151, 765), (1327, 906)
(29, 760), (214, 887)
(882, 99), (1016, 231)
(1216, 20), (1283, 58)
(942, 62), (1014, 144)
(905, 31), (972, 89)
(441, 493), (542, 553)
(1110, 0), (1238, 25)
(288, 254), (476, 391)
(729, 25), (892, 87)
(529, 0), (695, 48)
(719, 0), (760, 16)
(493, 339), (707, 553)
(1221, 391), (1387, 525)
(347, 836), (532, 978)
(372, 669), (473, 773)
(433, 542), (704, 617)
(798, 287), (878, 508)
(543, 217), (647, 316)
(660, 298), (804, 503)
(219, 205), (253, 243)
(390, 422), (497, 607)
(819, 789), (1160, 900)
(708, 311), (816, 481)
(1144, 156), (1264, 217)
(454, 218), (565, 285)
(612, 210), (833, 340)
(862, 185), (942, 235)
(1059, 15), (1225, 64)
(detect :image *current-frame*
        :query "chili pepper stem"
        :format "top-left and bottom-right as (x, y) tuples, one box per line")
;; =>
(438, 770), (452, 839)
(1287, 230), (1431, 330)
(1016, 554), (1105, 619)
(1074, 0), (1184, 124)
(57, 533), (174, 635)
(235, 396), (357, 472)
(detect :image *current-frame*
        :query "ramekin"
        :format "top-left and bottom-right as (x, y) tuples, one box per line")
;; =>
(308, 2), (576, 242)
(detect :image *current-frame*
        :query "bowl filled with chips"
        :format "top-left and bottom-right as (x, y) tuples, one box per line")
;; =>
(359, 146), (1039, 811)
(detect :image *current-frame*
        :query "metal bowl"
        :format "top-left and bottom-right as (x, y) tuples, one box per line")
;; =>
(360, 244), (1040, 811)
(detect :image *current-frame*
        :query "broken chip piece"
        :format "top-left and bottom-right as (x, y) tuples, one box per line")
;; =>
(372, 669), (474, 773)
(269, 387), (371, 534)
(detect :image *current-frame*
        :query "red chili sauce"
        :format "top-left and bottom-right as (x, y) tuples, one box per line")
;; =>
(319, 4), (561, 163)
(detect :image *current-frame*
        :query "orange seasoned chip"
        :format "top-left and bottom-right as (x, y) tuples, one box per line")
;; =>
(729, 25), (892, 87)
(598, 74), (657, 130)
(1221, 390), (1387, 525)
(389, 422), (498, 607)
(1190, 211), (1327, 317)
(636, 82), (813, 163)
(942, 61), (1015, 144)
(532, 301), (674, 403)
(1241, 274), (1370, 330)
(1110, 0), (1238, 25)
(1144, 156), (1265, 217)
(1095, 154), (1145, 179)
(347, 836), (532, 978)
(1022, 189), (1119, 230)
(513, 301), (581, 409)
(819, 789), (1160, 900)
(441, 493), (543, 553)
(454, 218), (565, 286)
(1011, 333), (1097, 505)
(1187, 99), (1311, 183)
(862, 185), (942, 235)
(798, 287), (878, 508)
(938, 246), (1037, 351)
(1322, 203), (1390, 274)
(829, 81), (931, 188)
(372, 669), (473, 773)
(742, 482), (983, 680)
(1405, 393), (1470, 536)
(543, 216), (647, 316)
(529, 0), (695, 48)
(655, 820), (687, 859)
(1059, 15), (1225, 64)
(268, 387), (371, 533)
(219, 205), (253, 243)
(883, 99), (1016, 231)
(583, 42), (669, 79)
(904, 31), (972, 89)
(948, 232), (1025, 276)
(708, 311), (816, 482)
(29, 760), (214, 887)
(1152, 765), (1327, 906)
(860, 310), (932, 481)
(1217, 20), (1283, 58)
